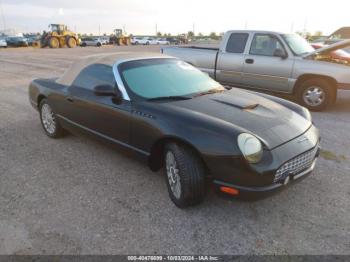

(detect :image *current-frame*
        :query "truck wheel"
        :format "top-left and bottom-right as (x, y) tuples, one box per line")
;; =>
(164, 143), (206, 208)
(67, 37), (77, 48)
(96, 42), (102, 47)
(296, 78), (334, 111)
(49, 37), (59, 48)
(39, 99), (66, 138)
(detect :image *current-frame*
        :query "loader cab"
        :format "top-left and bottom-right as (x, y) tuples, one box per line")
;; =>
(49, 24), (67, 34)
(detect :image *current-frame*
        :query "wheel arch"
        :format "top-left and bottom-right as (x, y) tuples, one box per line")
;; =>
(37, 94), (47, 109)
(148, 136), (207, 172)
(294, 74), (338, 101)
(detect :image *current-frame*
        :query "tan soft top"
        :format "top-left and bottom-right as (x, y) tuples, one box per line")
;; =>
(56, 52), (173, 86)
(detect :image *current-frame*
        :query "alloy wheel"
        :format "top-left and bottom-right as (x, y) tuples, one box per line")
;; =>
(41, 103), (56, 134)
(166, 151), (181, 199)
(303, 86), (325, 107)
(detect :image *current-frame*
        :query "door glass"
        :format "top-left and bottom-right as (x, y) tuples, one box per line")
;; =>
(250, 34), (283, 56)
(226, 33), (249, 53)
(72, 64), (115, 90)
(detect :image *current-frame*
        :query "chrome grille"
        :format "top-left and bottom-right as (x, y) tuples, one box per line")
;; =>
(274, 146), (318, 183)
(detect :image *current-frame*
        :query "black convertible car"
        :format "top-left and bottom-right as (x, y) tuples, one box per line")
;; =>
(29, 53), (320, 208)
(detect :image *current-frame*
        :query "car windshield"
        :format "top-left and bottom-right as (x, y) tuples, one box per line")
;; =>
(282, 34), (315, 56)
(119, 59), (223, 99)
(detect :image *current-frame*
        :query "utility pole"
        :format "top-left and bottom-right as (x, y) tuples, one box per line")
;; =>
(303, 18), (308, 37)
(98, 24), (101, 36)
(155, 23), (158, 36)
(193, 22), (195, 36)
(0, 0), (6, 31)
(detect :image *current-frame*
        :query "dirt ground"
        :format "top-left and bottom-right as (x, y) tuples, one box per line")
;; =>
(0, 46), (349, 255)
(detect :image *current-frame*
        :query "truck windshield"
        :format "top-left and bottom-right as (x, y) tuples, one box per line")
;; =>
(282, 34), (314, 56)
(119, 59), (223, 99)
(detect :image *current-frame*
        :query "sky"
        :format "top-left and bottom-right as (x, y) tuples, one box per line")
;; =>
(0, 0), (349, 35)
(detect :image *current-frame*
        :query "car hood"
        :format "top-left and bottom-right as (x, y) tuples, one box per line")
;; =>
(303, 39), (350, 58)
(168, 88), (311, 150)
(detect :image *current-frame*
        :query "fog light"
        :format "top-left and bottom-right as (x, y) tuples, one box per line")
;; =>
(220, 186), (239, 196)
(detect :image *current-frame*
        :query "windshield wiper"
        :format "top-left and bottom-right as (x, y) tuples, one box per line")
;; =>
(194, 88), (225, 97)
(147, 95), (192, 101)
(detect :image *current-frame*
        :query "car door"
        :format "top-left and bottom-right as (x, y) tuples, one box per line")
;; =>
(242, 33), (294, 92)
(66, 63), (131, 144)
(215, 33), (249, 86)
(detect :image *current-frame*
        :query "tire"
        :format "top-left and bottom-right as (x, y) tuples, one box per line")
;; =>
(39, 99), (66, 138)
(67, 37), (77, 48)
(164, 143), (206, 208)
(97, 42), (101, 47)
(296, 78), (335, 111)
(49, 37), (59, 48)
(135, 41), (139, 45)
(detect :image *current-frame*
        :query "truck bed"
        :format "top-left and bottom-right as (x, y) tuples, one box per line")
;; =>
(162, 46), (219, 77)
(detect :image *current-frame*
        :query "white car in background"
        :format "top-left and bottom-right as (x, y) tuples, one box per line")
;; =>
(134, 37), (155, 45)
(100, 37), (109, 45)
(80, 37), (103, 47)
(0, 38), (7, 48)
(153, 38), (170, 45)
(131, 37), (144, 45)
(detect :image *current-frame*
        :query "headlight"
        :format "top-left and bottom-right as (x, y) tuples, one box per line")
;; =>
(237, 133), (263, 164)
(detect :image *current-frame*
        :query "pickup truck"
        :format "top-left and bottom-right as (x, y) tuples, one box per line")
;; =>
(162, 30), (350, 111)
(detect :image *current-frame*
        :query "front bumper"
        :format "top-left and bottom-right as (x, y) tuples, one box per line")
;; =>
(207, 125), (320, 192)
(338, 83), (350, 90)
(213, 158), (317, 193)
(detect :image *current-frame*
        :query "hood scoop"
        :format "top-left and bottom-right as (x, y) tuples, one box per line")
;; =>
(211, 97), (259, 110)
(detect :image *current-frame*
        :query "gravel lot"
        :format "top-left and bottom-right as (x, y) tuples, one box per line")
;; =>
(0, 46), (349, 255)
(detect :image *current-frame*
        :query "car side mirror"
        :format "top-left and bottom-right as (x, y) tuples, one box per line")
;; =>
(273, 48), (288, 59)
(93, 84), (117, 96)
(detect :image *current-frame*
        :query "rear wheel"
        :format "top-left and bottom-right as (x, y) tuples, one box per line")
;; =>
(97, 42), (102, 47)
(296, 78), (335, 111)
(39, 99), (66, 138)
(49, 37), (59, 48)
(67, 37), (77, 48)
(164, 143), (206, 208)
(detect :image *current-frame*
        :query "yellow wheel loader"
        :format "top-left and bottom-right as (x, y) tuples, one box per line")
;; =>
(33, 24), (81, 48)
(109, 29), (131, 46)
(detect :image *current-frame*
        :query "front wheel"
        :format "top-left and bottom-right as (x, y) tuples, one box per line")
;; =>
(49, 37), (59, 48)
(39, 99), (66, 138)
(67, 37), (77, 48)
(296, 78), (335, 111)
(164, 143), (206, 208)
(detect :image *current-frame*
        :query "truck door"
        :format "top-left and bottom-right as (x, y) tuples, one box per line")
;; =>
(242, 33), (294, 92)
(215, 33), (249, 86)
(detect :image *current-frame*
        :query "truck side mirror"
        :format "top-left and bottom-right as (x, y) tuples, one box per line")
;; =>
(273, 48), (288, 59)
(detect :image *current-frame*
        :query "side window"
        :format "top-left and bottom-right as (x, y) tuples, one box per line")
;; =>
(250, 34), (284, 56)
(72, 64), (115, 90)
(226, 33), (249, 53)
